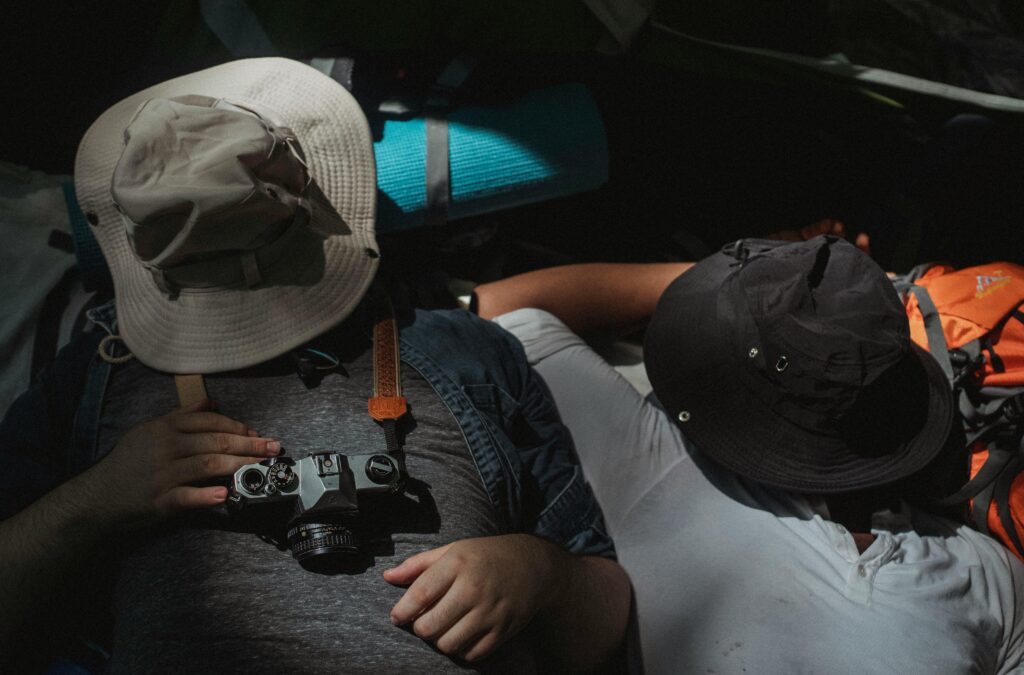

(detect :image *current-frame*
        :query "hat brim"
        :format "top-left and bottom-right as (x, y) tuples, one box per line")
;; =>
(75, 58), (378, 374)
(646, 260), (955, 494)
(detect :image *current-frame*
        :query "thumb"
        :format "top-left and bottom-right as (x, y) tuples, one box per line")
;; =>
(383, 544), (452, 585)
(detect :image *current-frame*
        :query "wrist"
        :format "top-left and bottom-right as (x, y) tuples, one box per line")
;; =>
(62, 464), (125, 537)
(529, 535), (575, 615)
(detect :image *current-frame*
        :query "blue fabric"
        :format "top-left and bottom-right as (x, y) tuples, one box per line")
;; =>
(401, 309), (611, 555)
(63, 83), (608, 286)
(374, 83), (608, 232)
(0, 303), (613, 559)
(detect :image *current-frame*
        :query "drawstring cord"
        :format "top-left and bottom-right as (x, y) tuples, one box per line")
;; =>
(97, 334), (134, 364)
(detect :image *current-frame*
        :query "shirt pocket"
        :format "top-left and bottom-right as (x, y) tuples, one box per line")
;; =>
(461, 383), (521, 427)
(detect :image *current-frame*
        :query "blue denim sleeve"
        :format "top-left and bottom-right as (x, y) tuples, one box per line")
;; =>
(489, 323), (616, 560)
(402, 309), (616, 559)
(0, 332), (100, 521)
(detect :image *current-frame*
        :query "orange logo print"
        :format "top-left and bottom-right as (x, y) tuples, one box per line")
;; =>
(975, 272), (1011, 299)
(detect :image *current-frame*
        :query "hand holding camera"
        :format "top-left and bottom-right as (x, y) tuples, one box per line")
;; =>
(78, 399), (280, 530)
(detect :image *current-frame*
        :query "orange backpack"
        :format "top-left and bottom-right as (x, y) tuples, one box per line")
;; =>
(898, 262), (1024, 561)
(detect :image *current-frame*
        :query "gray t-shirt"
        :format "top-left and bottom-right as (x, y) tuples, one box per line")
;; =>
(98, 331), (538, 674)
(497, 308), (1024, 675)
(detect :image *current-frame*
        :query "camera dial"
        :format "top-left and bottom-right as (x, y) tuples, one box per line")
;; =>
(268, 463), (297, 491)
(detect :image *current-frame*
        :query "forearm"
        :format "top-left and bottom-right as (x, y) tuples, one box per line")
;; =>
(541, 549), (632, 672)
(473, 263), (693, 335)
(0, 470), (109, 652)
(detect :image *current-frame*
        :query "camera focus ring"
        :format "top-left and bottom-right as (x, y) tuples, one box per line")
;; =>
(287, 522), (360, 563)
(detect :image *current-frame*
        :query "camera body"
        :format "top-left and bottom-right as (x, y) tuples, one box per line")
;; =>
(228, 451), (402, 569)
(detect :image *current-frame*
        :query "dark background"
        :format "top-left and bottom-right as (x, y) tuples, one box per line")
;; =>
(5, 0), (1024, 287)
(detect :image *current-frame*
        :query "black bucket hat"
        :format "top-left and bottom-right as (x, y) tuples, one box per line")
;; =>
(644, 236), (954, 494)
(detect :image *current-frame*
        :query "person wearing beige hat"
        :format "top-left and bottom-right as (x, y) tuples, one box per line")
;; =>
(0, 58), (628, 673)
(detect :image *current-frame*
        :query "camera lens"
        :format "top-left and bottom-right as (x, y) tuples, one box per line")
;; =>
(241, 469), (266, 493)
(287, 521), (366, 573)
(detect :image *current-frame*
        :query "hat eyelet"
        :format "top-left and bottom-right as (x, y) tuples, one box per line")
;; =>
(678, 410), (691, 423)
(775, 356), (789, 372)
(748, 347), (759, 358)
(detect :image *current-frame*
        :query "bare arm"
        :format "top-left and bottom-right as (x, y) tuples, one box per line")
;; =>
(0, 471), (109, 655)
(538, 547), (632, 671)
(385, 534), (631, 671)
(0, 402), (279, 659)
(472, 262), (693, 334)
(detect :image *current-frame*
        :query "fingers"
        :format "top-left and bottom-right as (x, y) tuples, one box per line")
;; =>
(763, 228), (802, 242)
(434, 610), (493, 658)
(176, 431), (280, 459)
(383, 544), (451, 586)
(855, 231), (871, 255)
(799, 217), (846, 240)
(410, 582), (474, 641)
(168, 452), (265, 487)
(767, 218), (876, 259)
(430, 609), (508, 662)
(172, 410), (250, 436)
(155, 485), (229, 514)
(389, 559), (457, 626)
(461, 629), (504, 663)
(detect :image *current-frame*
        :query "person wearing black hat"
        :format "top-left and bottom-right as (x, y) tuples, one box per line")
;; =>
(475, 235), (1024, 674)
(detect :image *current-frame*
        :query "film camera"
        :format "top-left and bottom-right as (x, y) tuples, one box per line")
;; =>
(228, 451), (402, 571)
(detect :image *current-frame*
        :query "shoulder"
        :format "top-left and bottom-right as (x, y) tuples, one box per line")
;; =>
(401, 308), (529, 384)
(405, 307), (520, 345)
(493, 308), (586, 366)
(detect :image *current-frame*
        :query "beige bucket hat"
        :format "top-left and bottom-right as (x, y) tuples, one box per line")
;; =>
(75, 57), (378, 374)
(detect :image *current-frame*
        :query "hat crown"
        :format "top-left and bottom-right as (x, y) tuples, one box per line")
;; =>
(736, 237), (908, 396)
(644, 235), (953, 493)
(73, 57), (379, 374)
(111, 96), (310, 273)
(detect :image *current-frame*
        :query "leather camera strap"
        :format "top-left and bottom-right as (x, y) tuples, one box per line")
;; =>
(368, 295), (407, 421)
(175, 373), (209, 408)
(368, 295), (407, 455)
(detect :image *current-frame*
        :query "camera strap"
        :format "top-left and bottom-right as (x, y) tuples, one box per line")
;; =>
(173, 294), (408, 453)
(368, 294), (408, 454)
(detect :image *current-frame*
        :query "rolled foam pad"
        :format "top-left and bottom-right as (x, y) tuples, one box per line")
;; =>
(374, 83), (608, 232)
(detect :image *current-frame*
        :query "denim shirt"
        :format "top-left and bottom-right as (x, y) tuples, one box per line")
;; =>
(0, 301), (613, 558)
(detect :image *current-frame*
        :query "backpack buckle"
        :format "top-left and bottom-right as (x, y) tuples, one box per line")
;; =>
(950, 349), (986, 387)
(1002, 394), (1024, 423)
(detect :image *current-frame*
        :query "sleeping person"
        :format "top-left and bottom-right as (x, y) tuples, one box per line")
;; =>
(475, 237), (1024, 674)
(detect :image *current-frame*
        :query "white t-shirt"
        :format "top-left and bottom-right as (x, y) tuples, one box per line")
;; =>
(496, 308), (1024, 675)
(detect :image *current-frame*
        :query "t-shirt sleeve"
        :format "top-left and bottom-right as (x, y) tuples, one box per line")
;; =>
(495, 308), (691, 534)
